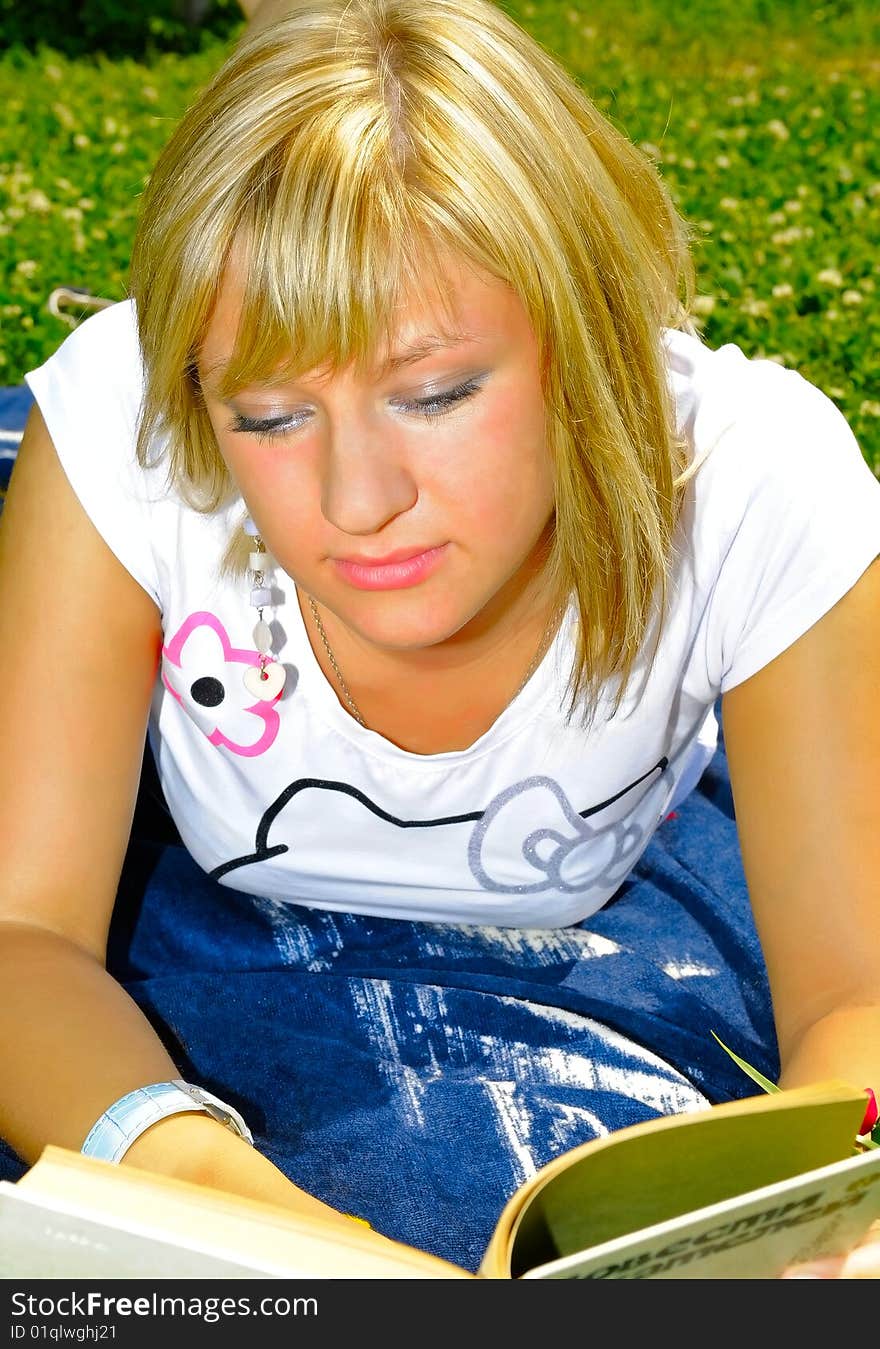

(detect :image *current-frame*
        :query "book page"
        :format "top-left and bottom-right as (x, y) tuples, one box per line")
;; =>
(1, 1147), (471, 1280)
(523, 1148), (880, 1279)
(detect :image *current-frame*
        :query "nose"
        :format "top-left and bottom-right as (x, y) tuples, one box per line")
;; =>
(320, 423), (419, 536)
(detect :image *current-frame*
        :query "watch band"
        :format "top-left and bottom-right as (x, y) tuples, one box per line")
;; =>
(81, 1079), (254, 1164)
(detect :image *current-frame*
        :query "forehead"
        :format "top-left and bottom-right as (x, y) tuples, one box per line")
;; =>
(198, 242), (531, 387)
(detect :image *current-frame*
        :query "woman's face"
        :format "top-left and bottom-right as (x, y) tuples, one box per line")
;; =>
(198, 246), (556, 655)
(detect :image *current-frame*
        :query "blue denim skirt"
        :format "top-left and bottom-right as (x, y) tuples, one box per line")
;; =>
(0, 693), (778, 1274)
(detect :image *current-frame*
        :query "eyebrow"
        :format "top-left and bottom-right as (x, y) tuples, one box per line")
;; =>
(199, 332), (476, 394)
(379, 333), (474, 372)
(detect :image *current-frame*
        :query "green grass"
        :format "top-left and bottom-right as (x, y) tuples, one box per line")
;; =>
(1, 0), (878, 470)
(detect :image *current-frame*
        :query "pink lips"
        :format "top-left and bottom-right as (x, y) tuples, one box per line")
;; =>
(333, 544), (448, 590)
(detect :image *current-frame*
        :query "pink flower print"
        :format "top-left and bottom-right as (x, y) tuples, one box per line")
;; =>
(161, 611), (282, 757)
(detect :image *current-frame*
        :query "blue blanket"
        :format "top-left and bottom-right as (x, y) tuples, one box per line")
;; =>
(0, 384), (778, 1273)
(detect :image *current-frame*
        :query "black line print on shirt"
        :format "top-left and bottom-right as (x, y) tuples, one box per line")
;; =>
(208, 756), (669, 898)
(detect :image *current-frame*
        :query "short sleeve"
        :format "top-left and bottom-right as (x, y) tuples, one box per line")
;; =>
(702, 366), (880, 694)
(23, 300), (163, 610)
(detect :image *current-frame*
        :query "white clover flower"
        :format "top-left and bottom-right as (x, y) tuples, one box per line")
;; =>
(691, 295), (717, 316)
(52, 102), (75, 129)
(766, 119), (790, 140)
(25, 190), (51, 213)
(771, 226), (804, 244)
(772, 283), (794, 299)
(817, 268), (844, 287)
(841, 290), (863, 305)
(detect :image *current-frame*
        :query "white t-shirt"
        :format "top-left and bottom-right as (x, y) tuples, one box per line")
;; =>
(25, 301), (880, 928)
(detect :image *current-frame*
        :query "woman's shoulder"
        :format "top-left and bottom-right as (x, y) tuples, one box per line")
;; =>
(663, 325), (811, 451)
(24, 298), (144, 437)
(31, 297), (141, 384)
(663, 325), (871, 509)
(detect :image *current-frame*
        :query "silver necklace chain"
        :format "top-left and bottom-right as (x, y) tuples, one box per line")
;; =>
(306, 594), (564, 731)
(307, 595), (367, 726)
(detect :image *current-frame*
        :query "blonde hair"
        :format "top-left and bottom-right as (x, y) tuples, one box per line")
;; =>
(129, 0), (704, 728)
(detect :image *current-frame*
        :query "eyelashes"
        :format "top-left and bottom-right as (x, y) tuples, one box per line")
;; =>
(227, 374), (488, 443)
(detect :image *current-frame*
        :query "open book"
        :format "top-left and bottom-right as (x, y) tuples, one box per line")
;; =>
(2, 1081), (878, 1279)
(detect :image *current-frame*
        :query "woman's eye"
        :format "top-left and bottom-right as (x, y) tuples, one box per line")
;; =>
(398, 374), (487, 423)
(227, 374), (487, 442)
(228, 411), (304, 443)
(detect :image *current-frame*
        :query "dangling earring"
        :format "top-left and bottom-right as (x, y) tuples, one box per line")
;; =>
(242, 517), (287, 700)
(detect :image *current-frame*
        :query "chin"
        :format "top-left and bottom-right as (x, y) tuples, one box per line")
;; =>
(345, 596), (477, 650)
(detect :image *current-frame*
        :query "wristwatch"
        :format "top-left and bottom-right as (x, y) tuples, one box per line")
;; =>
(81, 1079), (255, 1164)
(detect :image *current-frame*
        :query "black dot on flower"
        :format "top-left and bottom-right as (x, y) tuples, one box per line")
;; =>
(190, 676), (225, 708)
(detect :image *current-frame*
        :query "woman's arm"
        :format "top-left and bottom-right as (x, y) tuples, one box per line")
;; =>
(722, 554), (880, 1278)
(721, 554), (880, 1094)
(0, 407), (353, 1228)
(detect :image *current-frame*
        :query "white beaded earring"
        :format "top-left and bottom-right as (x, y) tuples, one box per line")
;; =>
(243, 517), (287, 700)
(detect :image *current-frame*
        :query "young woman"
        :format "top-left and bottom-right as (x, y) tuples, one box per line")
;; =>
(0, 0), (878, 1277)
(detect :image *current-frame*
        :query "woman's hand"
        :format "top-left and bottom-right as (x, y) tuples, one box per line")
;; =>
(123, 1110), (370, 1234)
(781, 1217), (880, 1279)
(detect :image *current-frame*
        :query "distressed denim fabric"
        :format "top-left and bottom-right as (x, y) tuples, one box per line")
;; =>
(0, 384), (31, 504)
(0, 686), (778, 1274)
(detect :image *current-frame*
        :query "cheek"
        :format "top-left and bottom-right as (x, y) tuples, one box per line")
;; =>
(218, 435), (313, 520)
(452, 402), (553, 537)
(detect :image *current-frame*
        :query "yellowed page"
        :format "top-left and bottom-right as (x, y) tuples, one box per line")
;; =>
(9, 1146), (471, 1279)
